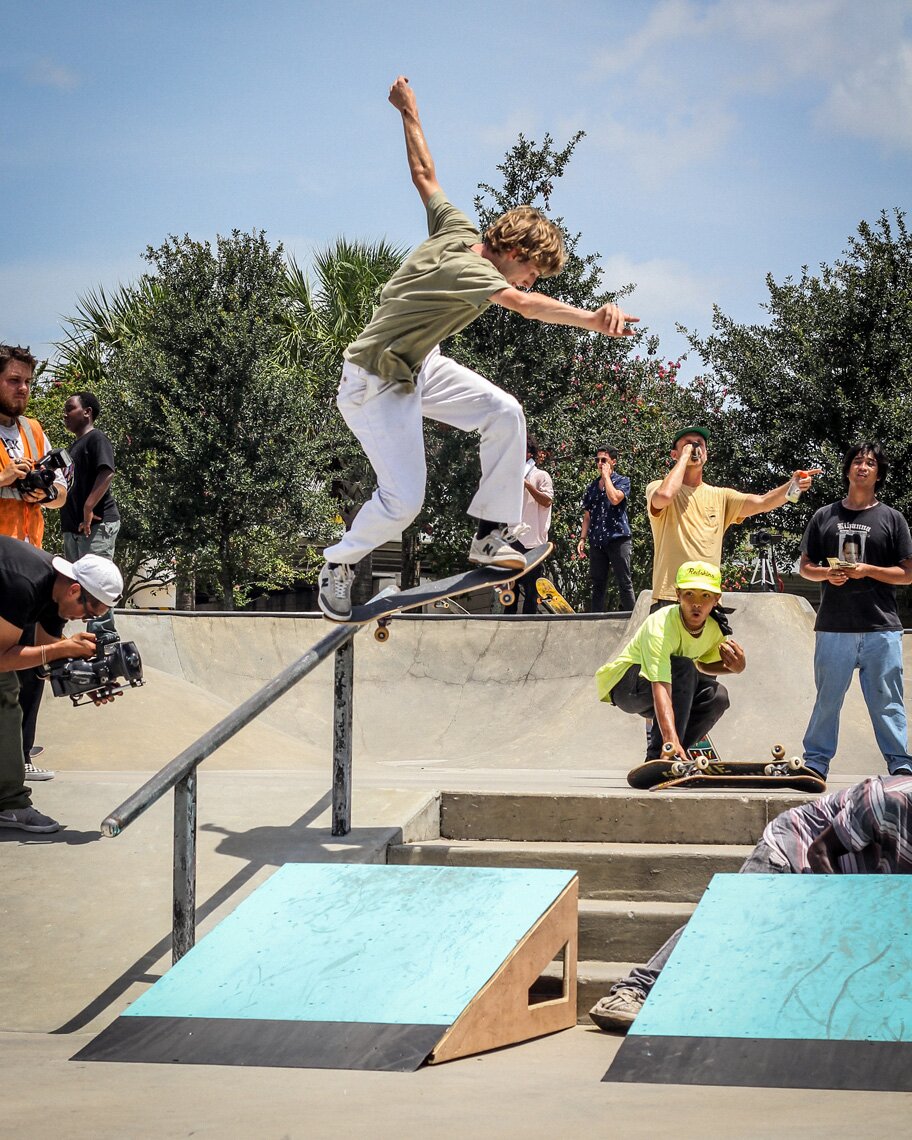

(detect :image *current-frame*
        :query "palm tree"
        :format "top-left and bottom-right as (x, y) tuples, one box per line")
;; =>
(279, 237), (407, 383)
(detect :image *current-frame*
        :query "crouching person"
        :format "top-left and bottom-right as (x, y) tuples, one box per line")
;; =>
(595, 561), (745, 762)
(0, 535), (123, 833)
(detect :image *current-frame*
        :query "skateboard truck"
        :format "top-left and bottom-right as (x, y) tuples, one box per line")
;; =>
(764, 743), (804, 777)
(662, 741), (709, 776)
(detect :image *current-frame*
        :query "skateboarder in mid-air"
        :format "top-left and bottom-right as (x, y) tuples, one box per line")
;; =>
(318, 75), (638, 620)
(590, 774), (912, 1032)
(595, 561), (746, 762)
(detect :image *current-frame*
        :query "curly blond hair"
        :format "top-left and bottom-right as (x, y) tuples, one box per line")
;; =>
(484, 207), (566, 278)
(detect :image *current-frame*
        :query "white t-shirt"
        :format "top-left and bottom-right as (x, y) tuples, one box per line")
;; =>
(521, 463), (553, 548)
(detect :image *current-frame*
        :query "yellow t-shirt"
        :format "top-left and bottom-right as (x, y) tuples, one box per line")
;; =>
(595, 604), (725, 704)
(344, 191), (509, 384)
(646, 480), (747, 601)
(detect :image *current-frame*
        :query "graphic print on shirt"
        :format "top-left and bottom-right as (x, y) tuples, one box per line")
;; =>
(837, 522), (871, 565)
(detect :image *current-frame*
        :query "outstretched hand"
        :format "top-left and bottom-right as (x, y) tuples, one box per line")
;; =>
(592, 303), (639, 337)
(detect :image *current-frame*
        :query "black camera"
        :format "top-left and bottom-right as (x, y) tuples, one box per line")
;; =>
(15, 448), (72, 502)
(39, 620), (144, 706)
(750, 529), (783, 548)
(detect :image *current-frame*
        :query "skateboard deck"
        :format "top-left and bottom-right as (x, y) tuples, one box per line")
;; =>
(628, 744), (826, 794)
(536, 577), (574, 614)
(343, 543), (553, 641)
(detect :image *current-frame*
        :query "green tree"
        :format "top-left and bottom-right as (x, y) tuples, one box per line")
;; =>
(685, 208), (912, 577)
(55, 231), (337, 609)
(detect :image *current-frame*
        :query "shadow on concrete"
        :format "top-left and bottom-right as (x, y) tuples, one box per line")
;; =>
(0, 827), (102, 845)
(52, 789), (361, 1035)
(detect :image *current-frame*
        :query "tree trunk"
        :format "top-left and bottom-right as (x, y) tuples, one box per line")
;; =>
(401, 526), (420, 589)
(175, 567), (195, 611)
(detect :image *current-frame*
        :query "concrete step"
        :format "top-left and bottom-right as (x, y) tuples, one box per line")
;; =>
(578, 899), (693, 962)
(537, 959), (636, 1024)
(440, 790), (810, 845)
(387, 839), (752, 902)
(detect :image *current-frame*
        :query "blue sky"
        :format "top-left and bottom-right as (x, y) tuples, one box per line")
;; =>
(3, 0), (911, 381)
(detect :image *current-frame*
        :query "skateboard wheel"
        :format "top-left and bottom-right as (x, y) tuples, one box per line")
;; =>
(374, 627), (390, 643)
(764, 764), (775, 776)
(662, 742), (676, 756)
(499, 589), (515, 608)
(788, 756), (803, 771)
(671, 760), (687, 775)
(771, 744), (785, 759)
(694, 756), (710, 771)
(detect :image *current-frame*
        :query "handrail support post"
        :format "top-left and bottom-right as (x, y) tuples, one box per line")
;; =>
(172, 770), (197, 963)
(332, 638), (354, 836)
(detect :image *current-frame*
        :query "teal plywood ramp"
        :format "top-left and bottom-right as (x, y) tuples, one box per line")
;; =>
(605, 874), (912, 1091)
(74, 863), (579, 1071)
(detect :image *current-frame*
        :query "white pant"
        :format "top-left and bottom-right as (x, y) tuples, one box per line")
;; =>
(323, 347), (526, 565)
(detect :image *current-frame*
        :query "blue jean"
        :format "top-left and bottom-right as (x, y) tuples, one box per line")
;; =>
(802, 630), (912, 778)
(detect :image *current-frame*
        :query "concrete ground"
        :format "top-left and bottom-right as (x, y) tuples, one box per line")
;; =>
(4, 597), (907, 1137)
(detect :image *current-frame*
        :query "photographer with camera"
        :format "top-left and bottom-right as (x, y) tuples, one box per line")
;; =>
(0, 344), (72, 783)
(0, 536), (123, 833)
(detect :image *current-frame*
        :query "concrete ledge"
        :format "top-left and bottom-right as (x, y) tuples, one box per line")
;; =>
(440, 790), (811, 844)
(387, 839), (753, 901)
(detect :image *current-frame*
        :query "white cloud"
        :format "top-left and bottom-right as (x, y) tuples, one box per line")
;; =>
(28, 57), (80, 92)
(600, 252), (720, 324)
(586, 0), (912, 155)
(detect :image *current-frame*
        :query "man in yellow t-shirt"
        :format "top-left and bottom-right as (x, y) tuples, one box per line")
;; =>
(596, 561), (746, 760)
(646, 426), (817, 603)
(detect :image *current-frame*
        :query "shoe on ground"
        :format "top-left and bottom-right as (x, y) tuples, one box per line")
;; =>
(0, 806), (60, 833)
(468, 526), (526, 570)
(318, 563), (355, 621)
(24, 761), (55, 782)
(589, 987), (646, 1032)
(29, 745), (45, 758)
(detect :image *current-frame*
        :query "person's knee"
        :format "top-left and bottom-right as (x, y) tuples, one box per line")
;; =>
(378, 485), (425, 529)
(712, 684), (731, 716)
(486, 388), (525, 432)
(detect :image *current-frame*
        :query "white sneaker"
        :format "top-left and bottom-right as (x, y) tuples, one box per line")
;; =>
(318, 563), (355, 621)
(24, 761), (55, 782)
(0, 806), (60, 833)
(589, 987), (646, 1032)
(468, 526), (526, 570)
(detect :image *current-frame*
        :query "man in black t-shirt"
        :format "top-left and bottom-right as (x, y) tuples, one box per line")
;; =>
(799, 441), (912, 782)
(0, 537), (123, 833)
(61, 392), (120, 563)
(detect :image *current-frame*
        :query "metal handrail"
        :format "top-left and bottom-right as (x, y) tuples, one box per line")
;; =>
(100, 617), (366, 961)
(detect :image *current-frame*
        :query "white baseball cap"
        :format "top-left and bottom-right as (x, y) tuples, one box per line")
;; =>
(52, 554), (123, 608)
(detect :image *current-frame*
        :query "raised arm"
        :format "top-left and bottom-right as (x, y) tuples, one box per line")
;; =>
(388, 76), (441, 206)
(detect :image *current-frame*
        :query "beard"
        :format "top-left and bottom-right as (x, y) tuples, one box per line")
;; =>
(0, 392), (27, 419)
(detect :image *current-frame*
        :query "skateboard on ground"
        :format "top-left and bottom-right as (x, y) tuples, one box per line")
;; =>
(342, 543), (553, 641)
(536, 577), (574, 614)
(628, 743), (826, 793)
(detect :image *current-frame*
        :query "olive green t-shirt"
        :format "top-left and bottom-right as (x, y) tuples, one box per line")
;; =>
(343, 191), (510, 384)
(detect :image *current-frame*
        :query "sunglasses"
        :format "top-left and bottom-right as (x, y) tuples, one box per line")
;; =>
(78, 588), (108, 619)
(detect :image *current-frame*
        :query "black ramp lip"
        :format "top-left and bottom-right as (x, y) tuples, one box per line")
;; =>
(71, 1016), (445, 1073)
(604, 1035), (912, 1092)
